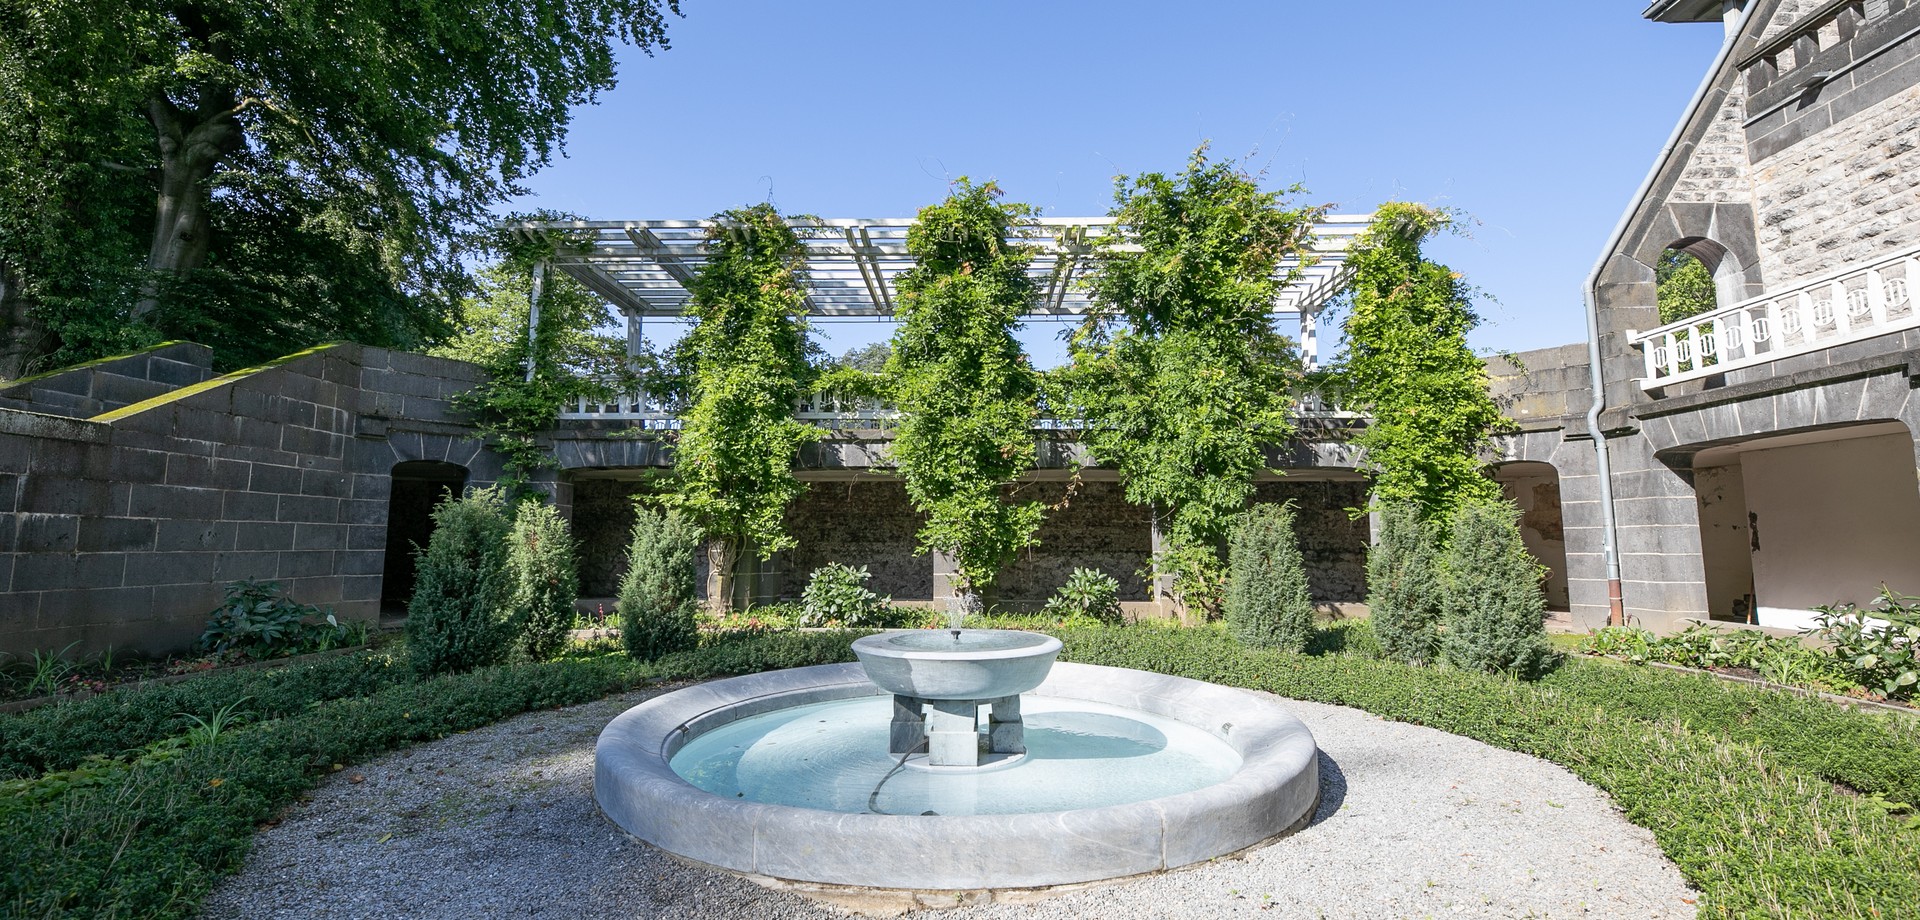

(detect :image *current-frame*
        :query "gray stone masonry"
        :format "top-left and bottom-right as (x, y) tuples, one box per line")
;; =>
(0, 342), (213, 419)
(0, 343), (509, 657)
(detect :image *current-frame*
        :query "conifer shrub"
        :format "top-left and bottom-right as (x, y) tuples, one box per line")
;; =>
(1225, 502), (1316, 651)
(618, 505), (702, 661)
(1367, 502), (1444, 665)
(406, 487), (514, 677)
(1440, 498), (1551, 677)
(507, 501), (579, 662)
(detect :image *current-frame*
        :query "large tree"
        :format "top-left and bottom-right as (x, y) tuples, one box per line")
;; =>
(887, 180), (1045, 612)
(1061, 147), (1323, 618)
(0, 0), (678, 377)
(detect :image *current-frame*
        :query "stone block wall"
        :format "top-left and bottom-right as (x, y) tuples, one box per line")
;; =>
(783, 479), (931, 602)
(0, 342), (213, 419)
(993, 479), (1153, 605)
(0, 343), (504, 656)
(1250, 480), (1371, 604)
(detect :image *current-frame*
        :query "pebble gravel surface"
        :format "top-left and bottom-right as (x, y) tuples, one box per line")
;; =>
(201, 683), (1698, 920)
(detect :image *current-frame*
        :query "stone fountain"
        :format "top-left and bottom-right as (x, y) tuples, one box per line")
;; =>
(850, 626), (1062, 768)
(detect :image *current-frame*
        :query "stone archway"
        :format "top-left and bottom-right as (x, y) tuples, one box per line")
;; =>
(1494, 461), (1570, 612)
(380, 460), (468, 613)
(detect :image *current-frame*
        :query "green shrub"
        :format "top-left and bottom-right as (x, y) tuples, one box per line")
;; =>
(506, 502), (579, 662)
(1042, 568), (1124, 625)
(1815, 587), (1920, 701)
(0, 631), (859, 919)
(1224, 502), (1315, 651)
(618, 506), (702, 661)
(799, 563), (892, 627)
(1367, 502), (1443, 665)
(197, 580), (363, 657)
(406, 488), (515, 677)
(1583, 624), (1862, 695)
(1439, 498), (1550, 677)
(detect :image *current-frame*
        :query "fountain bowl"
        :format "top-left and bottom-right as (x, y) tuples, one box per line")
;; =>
(595, 662), (1320, 894)
(851, 628), (1062, 700)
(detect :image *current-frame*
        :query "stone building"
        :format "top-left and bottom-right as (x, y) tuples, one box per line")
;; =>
(1500, 0), (1920, 630)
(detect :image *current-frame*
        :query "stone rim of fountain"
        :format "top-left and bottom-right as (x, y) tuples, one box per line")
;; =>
(595, 661), (1320, 894)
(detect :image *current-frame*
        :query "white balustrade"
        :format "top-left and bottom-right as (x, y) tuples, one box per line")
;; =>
(1630, 243), (1920, 389)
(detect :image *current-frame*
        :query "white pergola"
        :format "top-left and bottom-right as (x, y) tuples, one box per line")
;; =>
(508, 214), (1371, 367)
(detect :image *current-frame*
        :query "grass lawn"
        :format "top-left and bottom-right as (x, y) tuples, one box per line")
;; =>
(2, 623), (1914, 919)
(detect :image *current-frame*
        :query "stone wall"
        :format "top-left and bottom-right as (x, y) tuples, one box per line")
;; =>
(0, 342), (213, 418)
(571, 478), (649, 598)
(783, 478), (930, 601)
(1250, 480), (1370, 604)
(0, 344), (505, 656)
(993, 479), (1152, 605)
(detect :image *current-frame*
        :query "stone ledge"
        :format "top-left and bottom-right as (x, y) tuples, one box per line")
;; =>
(1631, 348), (1920, 420)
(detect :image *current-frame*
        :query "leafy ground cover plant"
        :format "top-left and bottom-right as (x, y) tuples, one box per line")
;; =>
(1582, 624), (1863, 697)
(799, 563), (893, 628)
(1042, 568), (1125, 625)
(1814, 588), (1920, 701)
(198, 580), (364, 659)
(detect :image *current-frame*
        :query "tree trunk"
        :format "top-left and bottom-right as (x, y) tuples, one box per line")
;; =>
(0, 260), (49, 381)
(705, 537), (739, 615)
(135, 94), (244, 317)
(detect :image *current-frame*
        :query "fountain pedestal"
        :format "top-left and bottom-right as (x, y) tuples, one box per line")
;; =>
(889, 694), (1025, 767)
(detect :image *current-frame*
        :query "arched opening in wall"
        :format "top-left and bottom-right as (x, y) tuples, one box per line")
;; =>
(1657, 243), (1723, 325)
(1686, 420), (1920, 629)
(1492, 462), (1570, 612)
(380, 461), (468, 613)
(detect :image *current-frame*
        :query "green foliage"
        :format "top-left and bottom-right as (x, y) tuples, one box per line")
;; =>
(197, 580), (361, 658)
(1438, 499), (1551, 676)
(1056, 627), (1920, 920)
(1335, 204), (1505, 523)
(1043, 568), (1125, 625)
(666, 204), (821, 595)
(1366, 502), (1445, 665)
(1061, 147), (1321, 614)
(887, 180), (1045, 595)
(835, 342), (892, 373)
(1224, 503), (1316, 651)
(0, 630), (855, 920)
(617, 505), (702, 661)
(799, 563), (893, 628)
(434, 244), (639, 497)
(1656, 249), (1718, 324)
(0, 0), (679, 375)
(1582, 623), (1860, 694)
(1814, 588), (1920, 700)
(506, 502), (579, 662)
(405, 488), (514, 677)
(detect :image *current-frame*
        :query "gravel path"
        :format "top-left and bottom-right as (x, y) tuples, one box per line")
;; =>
(201, 683), (1697, 920)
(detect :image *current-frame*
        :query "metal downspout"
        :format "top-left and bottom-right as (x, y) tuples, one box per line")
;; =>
(1583, 0), (1753, 626)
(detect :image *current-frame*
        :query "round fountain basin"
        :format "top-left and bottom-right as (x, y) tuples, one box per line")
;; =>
(850, 628), (1062, 700)
(595, 662), (1320, 893)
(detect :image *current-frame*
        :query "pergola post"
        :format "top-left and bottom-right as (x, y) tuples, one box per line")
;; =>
(524, 260), (548, 383)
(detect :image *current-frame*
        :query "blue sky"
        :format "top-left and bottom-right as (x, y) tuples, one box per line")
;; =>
(514, 2), (1727, 366)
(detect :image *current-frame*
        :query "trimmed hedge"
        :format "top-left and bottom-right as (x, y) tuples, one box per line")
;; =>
(0, 631), (862, 919)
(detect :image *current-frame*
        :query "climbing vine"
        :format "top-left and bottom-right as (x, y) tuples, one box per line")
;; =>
(666, 204), (820, 610)
(887, 179), (1044, 604)
(1060, 146), (1323, 616)
(1334, 203), (1505, 524)
(433, 221), (637, 501)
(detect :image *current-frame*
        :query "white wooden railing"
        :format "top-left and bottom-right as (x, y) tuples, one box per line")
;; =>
(561, 388), (1357, 428)
(1630, 243), (1920, 389)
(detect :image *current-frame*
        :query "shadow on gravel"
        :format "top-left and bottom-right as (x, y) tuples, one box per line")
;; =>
(1307, 750), (1346, 827)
